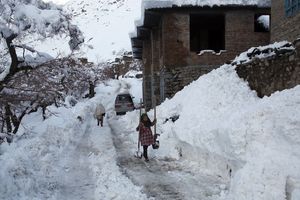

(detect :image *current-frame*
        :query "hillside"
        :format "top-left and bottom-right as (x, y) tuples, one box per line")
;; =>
(27, 0), (141, 63)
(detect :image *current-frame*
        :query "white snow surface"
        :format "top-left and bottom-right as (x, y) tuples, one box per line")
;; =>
(119, 55), (300, 199)
(34, 0), (143, 62)
(232, 41), (295, 65)
(0, 77), (148, 200)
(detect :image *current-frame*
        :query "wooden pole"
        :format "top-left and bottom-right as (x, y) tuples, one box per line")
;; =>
(154, 98), (156, 135)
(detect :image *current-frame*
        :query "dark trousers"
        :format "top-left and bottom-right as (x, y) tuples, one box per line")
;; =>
(143, 145), (148, 159)
(97, 119), (103, 127)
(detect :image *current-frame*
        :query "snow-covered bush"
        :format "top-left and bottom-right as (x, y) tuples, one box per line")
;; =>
(0, 0), (85, 136)
(0, 57), (101, 135)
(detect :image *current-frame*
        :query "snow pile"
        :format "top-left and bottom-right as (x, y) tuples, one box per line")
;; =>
(0, 77), (147, 200)
(119, 46), (300, 199)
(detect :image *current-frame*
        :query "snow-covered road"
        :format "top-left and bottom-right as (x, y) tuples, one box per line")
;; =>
(109, 117), (228, 200)
(3, 73), (298, 200)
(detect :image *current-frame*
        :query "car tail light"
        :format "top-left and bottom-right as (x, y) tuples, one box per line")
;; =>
(115, 104), (121, 108)
(127, 103), (134, 108)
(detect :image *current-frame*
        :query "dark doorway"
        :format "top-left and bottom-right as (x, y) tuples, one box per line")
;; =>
(190, 14), (225, 53)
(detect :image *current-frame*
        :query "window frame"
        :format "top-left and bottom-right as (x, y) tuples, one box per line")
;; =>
(189, 14), (226, 53)
(285, 0), (300, 17)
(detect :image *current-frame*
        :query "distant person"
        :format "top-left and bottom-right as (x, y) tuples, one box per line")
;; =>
(136, 113), (156, 162)
(94, 103), (106, 127)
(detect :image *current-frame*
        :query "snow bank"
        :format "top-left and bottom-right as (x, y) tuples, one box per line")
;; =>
(157, 68), (300, 199)
(119, 45), (300, 199)
(0, 78), (147, 200)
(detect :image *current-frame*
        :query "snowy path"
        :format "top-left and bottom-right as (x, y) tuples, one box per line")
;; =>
(55, 120), (97, 199)
(109, 118), (227, 200)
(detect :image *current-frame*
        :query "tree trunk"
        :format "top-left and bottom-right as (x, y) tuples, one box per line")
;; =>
(4, 105), (12, 133)
(88, 81), (95, 98)
(42, 105), (47, 120)
(0, 34), (19, 91)
(0, 117), (4, 133)
(12, 110), (28, 134)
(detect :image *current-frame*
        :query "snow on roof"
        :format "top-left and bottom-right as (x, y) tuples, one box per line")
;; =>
(142, 0), (271, 10)
(130, 0), (270, 39)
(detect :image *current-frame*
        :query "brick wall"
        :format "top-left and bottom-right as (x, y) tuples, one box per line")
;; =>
(143, 7), (271, 109)
(236, 40), (300, 97)
(162, 8), (270, 68)
(225, 10), (270, 58)
(156, 8), (270, 102)
(271, 0), (300, 42)
(162, 13), (190, 67)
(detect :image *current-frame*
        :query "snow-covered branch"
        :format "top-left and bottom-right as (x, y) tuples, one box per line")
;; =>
(0, 0), (84, 83)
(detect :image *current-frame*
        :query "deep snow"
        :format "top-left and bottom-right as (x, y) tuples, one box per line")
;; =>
(1, 63), (300, 199)
(0, 78), (147, 200)
(117, 54), (300, 199)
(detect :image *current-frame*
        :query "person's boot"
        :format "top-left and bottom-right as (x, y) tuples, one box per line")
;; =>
(143, 151), (149, 162)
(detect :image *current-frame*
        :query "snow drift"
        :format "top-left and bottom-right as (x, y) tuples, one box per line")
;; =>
(120, 45), (300, 199)
(0, 78), (147, 200)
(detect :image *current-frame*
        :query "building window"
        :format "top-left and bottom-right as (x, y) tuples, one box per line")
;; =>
(285, 0), (300, 17)
(254, 14), (270, 32)
(190, 14), (225, 53)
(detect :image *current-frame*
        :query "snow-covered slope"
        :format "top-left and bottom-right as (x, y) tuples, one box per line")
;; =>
(34, 0), (142, 62)
(63, 0), (142, 62)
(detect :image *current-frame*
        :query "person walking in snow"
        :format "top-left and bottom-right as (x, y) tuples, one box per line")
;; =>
(136, 113), (156, 162)
(94, 103), (106, 127)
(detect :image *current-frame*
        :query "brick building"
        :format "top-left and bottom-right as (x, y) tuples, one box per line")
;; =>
(271, 0), (300, 42)
(131, 1), (271, 109)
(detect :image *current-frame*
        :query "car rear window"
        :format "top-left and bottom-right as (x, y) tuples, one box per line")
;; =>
(117, 95), (133, 102)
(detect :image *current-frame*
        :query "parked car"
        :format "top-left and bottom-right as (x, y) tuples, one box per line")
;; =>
(115, 93), (135, 115)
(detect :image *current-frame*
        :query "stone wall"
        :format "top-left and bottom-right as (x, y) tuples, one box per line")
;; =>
(236, 40), (300, 97)
(271, 0), (300, 42)
(161, 65), (219, 99)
